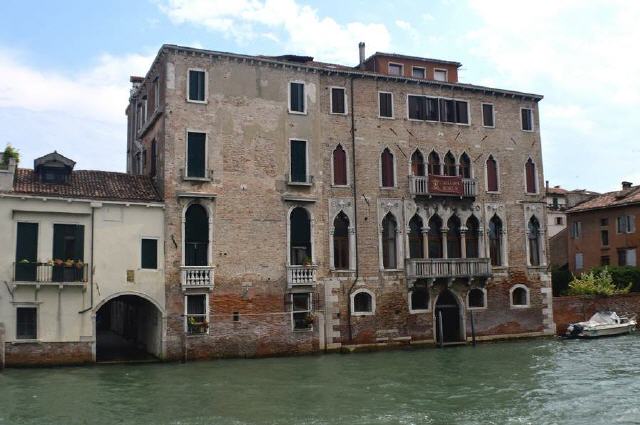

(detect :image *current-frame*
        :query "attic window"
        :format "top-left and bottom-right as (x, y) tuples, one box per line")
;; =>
(41, 167), (69, 184)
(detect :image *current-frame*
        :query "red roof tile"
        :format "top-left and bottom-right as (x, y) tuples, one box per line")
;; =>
(567, 186), (640, 213)
(9, 169), (162, 203)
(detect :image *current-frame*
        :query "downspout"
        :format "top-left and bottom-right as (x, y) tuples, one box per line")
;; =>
(78, 206), (95, 314)
(346, 75), (359, 342)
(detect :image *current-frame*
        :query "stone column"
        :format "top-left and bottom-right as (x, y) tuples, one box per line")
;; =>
(441, 228), (448, 259)
(478, 227), (485, 258)
(422, 228), (429, 259)
(348, 227), (356, 270)
(460, 228), (467, 259)
(328, 229), (335, 270)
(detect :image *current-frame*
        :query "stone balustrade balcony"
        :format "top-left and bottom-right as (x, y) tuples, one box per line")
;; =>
(409, 175), (477, 197)
(287, 265), (318, 287)
(181, 266), (215, 290)
(406, 258), (491, 281)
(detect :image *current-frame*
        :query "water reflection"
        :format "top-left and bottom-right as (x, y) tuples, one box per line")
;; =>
(1, 336), (639, 424)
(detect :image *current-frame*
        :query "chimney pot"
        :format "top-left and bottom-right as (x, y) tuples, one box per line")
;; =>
(622, 181), (633, 189)
(358, 42), (365, 67)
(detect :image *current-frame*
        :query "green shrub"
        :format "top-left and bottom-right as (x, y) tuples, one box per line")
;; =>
(568, 268), (632, 296)
(1, 144), (19, 165)
(591, 265), (640, 292)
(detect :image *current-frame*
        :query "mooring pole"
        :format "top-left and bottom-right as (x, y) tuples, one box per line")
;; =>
(438, 311), (444, 348)
(470, 309), (477, 347)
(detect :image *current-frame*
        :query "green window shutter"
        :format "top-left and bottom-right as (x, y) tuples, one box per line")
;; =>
(141, 239), (158, 269)
(15, 223), (38, 281)
(187, 132), (206, 178)
(189, 70), (205, 101)
(290, 140), (307, 182)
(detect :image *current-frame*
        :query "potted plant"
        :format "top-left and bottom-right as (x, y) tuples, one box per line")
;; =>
(54, 258), (64, 266)
(303, 256), (313, 267)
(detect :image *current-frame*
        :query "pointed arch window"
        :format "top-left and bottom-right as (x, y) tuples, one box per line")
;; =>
(444, 152), (457, 176)
(459, 153), (471, 178)
(382, 213), (398, 269)
(486, 155), (498, 192)
(381, 148), (395, 187)
(528, 216), (541, 266)
(333, 212), (350, 270)
(489, 215), (503, 266)
(411, 150), (425, 176)
(447, 216), (462, 258)
(332, 145), (347, 185)
(290, 207), (312, 265)
(428, 151), (441, 176)
(409, 215), (424, 259)
(525, 158), (537, 194)
(466, 216), (480, 258)
(428, 215), (443, 258)
(185, 204), (209, 266)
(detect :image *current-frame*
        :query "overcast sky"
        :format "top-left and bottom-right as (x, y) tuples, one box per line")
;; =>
(1, 0), (638, 192)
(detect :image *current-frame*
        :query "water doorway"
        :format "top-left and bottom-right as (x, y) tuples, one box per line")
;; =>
(95, 295), (162, 362)
(434, 290), (464, 345)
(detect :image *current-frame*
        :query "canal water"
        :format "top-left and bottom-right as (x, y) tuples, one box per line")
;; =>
(1, 336), (640, 425)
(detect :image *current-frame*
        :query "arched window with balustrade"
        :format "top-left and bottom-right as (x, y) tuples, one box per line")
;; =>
(290, 207), (312, 265)
(428, 215), (443, 258)
(447, 215), (462, 258)
(428, 151), (441, 176)
(411, 150), (425, 176)
(185, 204), (209, 266)
(409, 215), (424, 259)
(459, 152), (471, 178)
(466, 216), (480, 258)
(444, 152), (457, 176)
(489, 215), (503, 266)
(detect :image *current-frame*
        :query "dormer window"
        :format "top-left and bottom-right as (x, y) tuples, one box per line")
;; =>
(34, 151), (75, 184)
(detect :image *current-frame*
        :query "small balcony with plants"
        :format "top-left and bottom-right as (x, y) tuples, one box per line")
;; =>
(13, 259), (88, 286)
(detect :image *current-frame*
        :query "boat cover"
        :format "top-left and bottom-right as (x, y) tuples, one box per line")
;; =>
(586, 311), (620, 325)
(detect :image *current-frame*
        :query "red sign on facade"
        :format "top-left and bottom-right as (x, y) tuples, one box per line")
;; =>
(428, 175), (464, 196)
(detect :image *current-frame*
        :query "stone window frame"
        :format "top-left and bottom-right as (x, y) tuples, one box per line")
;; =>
(408, 287), (431, 314)
(184, 129), (210, 181)
(288, 138), (312, 185)
(184, 293), (210, 335)
(186, 68), (208, 104)
(328, 200), (356, 271)
(406, 93), (439, 123)
(329, 86), (348, 115)
(484, 154), (501, 194)
(387, 62), (404, 76)
(411, 66), (426, 79)
(330, 144), (351, 187)
(14, 303), (39, 341)
(509, 284), (530, 309)
(350, 288), (376, 316)
(524, 157), (539, 195)
(575, 252), (584, 270)
(377, 91), (394, 119)
(458, 151), (474, 179)
(288, 80), (307, 115)
(481, 102), (495, 128)
(520, 107), (535, 132)
(377, 199), (404, 271)
(379, 146), (398, 189)
(484, 203), (509, 269)
(433, 68), (448, 82)
(467, 287), (487, 310)
(524, 205), (547, 268)
(286, 204), (316, 266)
(140, 236), (160, 271)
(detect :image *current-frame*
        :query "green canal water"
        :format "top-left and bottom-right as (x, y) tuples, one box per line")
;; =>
(1, 336), (640, 425)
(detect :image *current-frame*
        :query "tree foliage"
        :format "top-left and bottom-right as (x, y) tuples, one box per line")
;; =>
(568, 268), (632, 296)
(1, 144), (19, 165)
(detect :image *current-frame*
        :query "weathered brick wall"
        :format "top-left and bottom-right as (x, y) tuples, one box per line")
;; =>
(5, 342), (92, 367)
(553, 293), (640, 335)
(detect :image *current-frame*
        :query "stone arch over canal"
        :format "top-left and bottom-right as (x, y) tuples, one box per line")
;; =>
(434, 289), (465, 344)
(94, 292), (164, 362)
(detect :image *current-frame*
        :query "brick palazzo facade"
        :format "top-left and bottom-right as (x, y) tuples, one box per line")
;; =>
(127, 43), (554, 361)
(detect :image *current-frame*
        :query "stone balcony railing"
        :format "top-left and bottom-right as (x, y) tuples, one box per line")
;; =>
(406, 258), (491, 280)
(181, 266), (215, 290)
(409, 175), (477, 197)
(287, 265), (318, 287)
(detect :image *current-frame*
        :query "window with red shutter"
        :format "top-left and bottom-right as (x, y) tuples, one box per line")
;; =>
(525, 159), (536, 193)
(486, 156), (498, 192)
(381, 148), (394, 187)
(332, 145), (347, 185)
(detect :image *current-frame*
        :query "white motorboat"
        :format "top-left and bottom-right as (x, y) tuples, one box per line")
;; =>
(566, 311), (636, 338)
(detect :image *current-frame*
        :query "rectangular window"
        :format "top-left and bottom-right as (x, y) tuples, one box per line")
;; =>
(186, 132), (206, 178)
(434, 69), (447, 81)
(53, 224), (85, 282)
(16, 307), (37, 340)
(408, 95), (427, 120)
(15, 222), (38, 282)
(289, 82), (305, 113)
(186, 294), (208, 334)
(618, 249), (628, 266)
(412, 67), (426, 78)
(330, 87), (346, 114)
(290, 140), (308, 183)
(379, 92), (393, 118)
(455, 100), (469, 124)
(141, 239), (158, 269)
(426, 97), (439, 121)
(601, 230), (609, 246)
(575, 253), (584, 270)
(616, 215), (634, 234)
(555, 217), (563, 225)
(600, 218), (609, 226)
(439, 98), (455, 123)
(628, 249), (637, 267)
(601, 256), (610, 266)
(521, 108), (533, 131)
(292, 293), (312, 331)
(570, 221), (582, 239)
(482, 103), (495, 127)
(188, 69), (206, 102)
(388, 63), (403, 76)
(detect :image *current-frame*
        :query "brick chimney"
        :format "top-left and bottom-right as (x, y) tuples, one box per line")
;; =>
(0, 157), (17, 192)
(622, 181), (633, 189)
(359, 42), (365, 68)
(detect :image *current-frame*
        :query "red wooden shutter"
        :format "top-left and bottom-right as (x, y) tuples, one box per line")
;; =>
(525, 160), (536, 193)
(487, 157), (498, 192)
(333, 146), (347, 185)
(381, 149), (394, 187)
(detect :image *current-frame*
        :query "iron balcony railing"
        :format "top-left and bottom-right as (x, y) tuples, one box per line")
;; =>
(181, 266), (215, 289)
(409, 175), (477, 197)
(406, 258), (491, 280)
(13, 262), (89, 283)
(287, 265), (318, 286)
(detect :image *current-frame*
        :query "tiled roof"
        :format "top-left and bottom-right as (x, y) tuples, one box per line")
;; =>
(9, 169), (162, 203)
(567, 186), (640, 213)
(546, 186), (568, 195)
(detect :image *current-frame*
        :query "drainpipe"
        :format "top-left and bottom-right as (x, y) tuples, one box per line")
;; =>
(78, 205), (96, 314)
(346, 75), (360, 342)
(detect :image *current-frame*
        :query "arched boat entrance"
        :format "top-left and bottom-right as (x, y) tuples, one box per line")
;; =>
(95, 294), (162, 362)
(434, 290), (464, 345)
